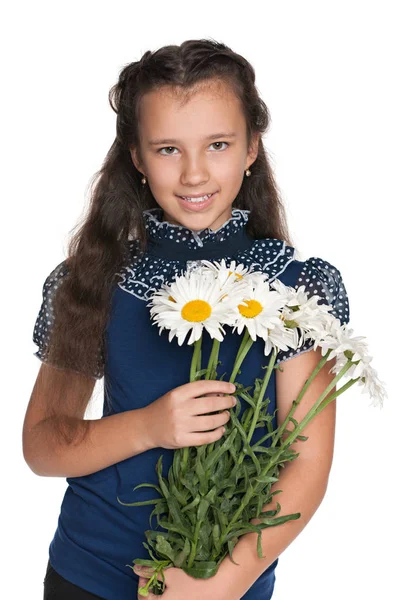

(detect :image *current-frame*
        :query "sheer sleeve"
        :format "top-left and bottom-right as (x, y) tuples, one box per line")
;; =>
(32, 261), (69, 362)
(32, 261), (104, 379)
(275, 256), (350, 365)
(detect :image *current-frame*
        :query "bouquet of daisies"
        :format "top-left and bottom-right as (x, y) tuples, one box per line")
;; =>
(117, 260), (386, 596)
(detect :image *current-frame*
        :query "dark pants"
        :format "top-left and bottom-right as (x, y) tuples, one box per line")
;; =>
(43, 560), (106, 600)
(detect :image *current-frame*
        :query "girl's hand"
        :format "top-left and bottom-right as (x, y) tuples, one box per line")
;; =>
(134, 564), (233, 600)
(142, 379), (236, 450)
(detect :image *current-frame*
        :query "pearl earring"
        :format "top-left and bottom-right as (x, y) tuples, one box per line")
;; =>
(245, 169), (251, 176)
(141, 176), (147, 184)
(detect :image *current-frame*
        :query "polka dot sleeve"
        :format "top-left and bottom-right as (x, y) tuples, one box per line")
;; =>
(275, 256), (350, 364)
(32, 261), (69, 363)
(32, 261), (104, 379)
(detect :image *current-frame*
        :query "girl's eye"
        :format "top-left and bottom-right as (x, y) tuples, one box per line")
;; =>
(157, 141), (229, 155)
(158, 146), (178, 155)
(210, 141), (229, 151)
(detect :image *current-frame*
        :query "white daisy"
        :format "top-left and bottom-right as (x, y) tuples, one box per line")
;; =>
(229, 276), (297, 355)
(270, 279), (336, 347)
(358, 362), (388, 409)
(147, 269), (240, 346)
(200, 258), (254, 285)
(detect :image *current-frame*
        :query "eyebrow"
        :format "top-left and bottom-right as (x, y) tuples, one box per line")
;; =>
(148, 132), (238, 146)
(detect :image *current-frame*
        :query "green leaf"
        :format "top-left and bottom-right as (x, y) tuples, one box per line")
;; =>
(181, 561), (218, 579)
(133, 482), (163, 495)
(132, 559), (159, 567)
(170, 483), (187, 506)
(166, 495), (193, 537)
(204, 428), (237, 472)
(194, 449), (208, 496)
(158, 519), (194, 540)
(204, 485), (217, 504)
(257, 512), (301, 527)
(195, 368), (209, 378)
(197, 497), (210, 522)
(116, 496), (162, 507)
(253, 475), (279, 485)
(212, 523), (220, 550)
(142, 542), (159, 562)
(257, 530), (266, 559)
(175, 537), (191, 568)
(155, 536), (176, 563)
(252, 446), (276, 455)
(224, 522), (262, 540)
(238, 392), (256, 409)
(181, 494), (201, 514)
(227, 539), (240, 566)
(156, 455), (170, 499)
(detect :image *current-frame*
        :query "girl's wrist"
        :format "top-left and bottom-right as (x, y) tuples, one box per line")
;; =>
(130, 406), (155, 453)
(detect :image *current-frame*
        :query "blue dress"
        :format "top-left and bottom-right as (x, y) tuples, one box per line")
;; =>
(33, 208), (350, 600)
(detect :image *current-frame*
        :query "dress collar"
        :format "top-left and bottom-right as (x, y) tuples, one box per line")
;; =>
(142, 208), (254, 260)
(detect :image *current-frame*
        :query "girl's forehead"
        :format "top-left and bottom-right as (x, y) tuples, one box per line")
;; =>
(139, 83), (244, 135)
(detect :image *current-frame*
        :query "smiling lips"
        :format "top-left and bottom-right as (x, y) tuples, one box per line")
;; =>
(178, 192), (215, 203)
(178, 192), (217, 209)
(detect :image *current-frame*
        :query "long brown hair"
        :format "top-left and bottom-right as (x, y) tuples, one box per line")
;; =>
(42, 38), (293, 393)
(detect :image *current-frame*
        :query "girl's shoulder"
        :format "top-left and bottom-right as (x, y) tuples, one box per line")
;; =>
(246, 237), (350, 327)
(32, 260), (70, 367)
(36, 259), (70, 299)
(293, 254), (350, 327)
(252, 240), (352, 365)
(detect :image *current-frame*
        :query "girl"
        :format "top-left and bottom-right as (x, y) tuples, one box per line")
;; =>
(24, 39), (350, 600)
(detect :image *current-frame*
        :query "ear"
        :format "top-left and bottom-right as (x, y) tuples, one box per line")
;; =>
(129, 144), (144, 174)
(246, 132), (260, 170)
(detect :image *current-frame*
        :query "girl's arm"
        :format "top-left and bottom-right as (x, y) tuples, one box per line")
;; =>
(22, 363), (153, 478)
(215, 347), (336, 599)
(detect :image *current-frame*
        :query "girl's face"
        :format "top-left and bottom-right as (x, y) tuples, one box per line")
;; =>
(130, 80), (259, 232)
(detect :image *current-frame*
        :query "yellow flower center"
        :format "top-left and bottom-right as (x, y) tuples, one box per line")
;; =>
(181, 299), (212, 322)
(238, 299), (263, 318)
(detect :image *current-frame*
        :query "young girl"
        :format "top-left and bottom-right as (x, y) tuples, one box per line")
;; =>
(24, 39), (350, 600)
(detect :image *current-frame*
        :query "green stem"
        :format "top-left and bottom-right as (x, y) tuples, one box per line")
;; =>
(247, 348), (277, 443)
(270, 349), (332, 448)
(205, 339), (223, 457)
(313, 375), (360, 415)
(237, 348), (277, 467)
(221, 357), (355, 541)
(205, 338), (220, 380)
(229, 329), (254, 384)
(182, 336), (203, 476)
(187, 515), (203, 568)
(190, 336), (203, 382)
(264, 358), (355, 473)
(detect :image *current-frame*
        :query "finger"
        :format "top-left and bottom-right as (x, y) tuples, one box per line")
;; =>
(189, 379), (236, 397)
(134, 565), (154, 577)
(135, 567), (165, 584)
(194, 395), (236, 416)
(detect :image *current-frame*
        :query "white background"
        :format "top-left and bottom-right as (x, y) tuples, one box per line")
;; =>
(2, 1), (397, 598)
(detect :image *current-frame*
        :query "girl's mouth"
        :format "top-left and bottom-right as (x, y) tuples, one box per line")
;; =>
(177, 192), (217, 211)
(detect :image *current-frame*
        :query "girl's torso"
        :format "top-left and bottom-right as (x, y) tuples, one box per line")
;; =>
(36, 208), (348, 599)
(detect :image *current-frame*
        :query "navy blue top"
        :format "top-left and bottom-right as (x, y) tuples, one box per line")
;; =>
(32, 208), (350, 600)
